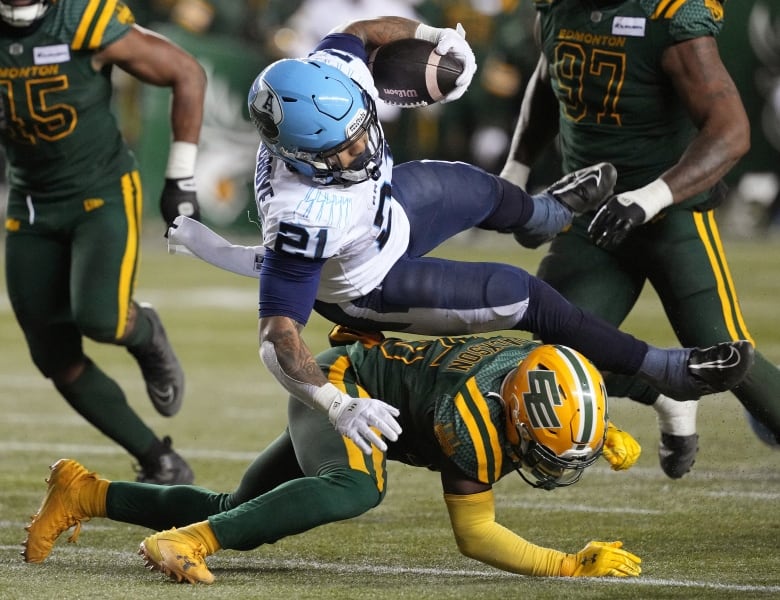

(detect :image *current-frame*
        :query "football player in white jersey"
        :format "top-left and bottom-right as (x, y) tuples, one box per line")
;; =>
(178, 16), (753, 454)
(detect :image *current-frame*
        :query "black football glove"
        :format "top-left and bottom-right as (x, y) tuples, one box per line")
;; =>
(160, 177), (201, 231)
(587, 195), (646, 250)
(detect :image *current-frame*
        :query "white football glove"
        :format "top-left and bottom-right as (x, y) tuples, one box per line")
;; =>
(317, 385), (402, 454)
(415, 23), (477, 103)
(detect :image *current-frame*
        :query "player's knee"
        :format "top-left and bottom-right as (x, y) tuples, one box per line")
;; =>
(483, 265), (531, 313)
(321, 468), (383, 518)
(27, 332), (85, 381)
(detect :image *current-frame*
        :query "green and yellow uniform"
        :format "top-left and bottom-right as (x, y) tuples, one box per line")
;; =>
(1, 2), (165, 461)
(107, 335), (538, 549)
(2, 0), (138, 363)
(530, 0), (780, 429)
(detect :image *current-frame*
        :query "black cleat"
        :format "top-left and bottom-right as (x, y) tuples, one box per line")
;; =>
(687, 340), (754, 395)
(128, 302), (184, 417)
(659, 433), (699, 479)
(135, 437), (194, 485)
(545, 162), (617, 214)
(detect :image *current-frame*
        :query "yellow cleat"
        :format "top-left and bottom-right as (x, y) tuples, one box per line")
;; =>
(139, 528), (215, 584)
(22, 459), (97, 563)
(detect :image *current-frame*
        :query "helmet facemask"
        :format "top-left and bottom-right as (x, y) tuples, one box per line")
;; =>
(0, 1), (49, 27)
(501, 345), (608, 491)
(513, 423), (601, 490)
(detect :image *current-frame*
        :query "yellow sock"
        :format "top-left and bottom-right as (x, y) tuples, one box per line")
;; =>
(79, 475), (109, 518)
(180, 520), (222, 555)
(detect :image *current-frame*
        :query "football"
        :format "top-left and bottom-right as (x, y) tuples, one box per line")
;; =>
(368, 38), (463, 108)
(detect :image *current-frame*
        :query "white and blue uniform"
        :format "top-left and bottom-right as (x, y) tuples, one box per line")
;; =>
(254, 33), (649, 375)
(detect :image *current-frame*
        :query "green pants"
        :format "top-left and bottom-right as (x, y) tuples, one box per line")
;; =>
(537, 207), (780, 433)
(107, 346), (386, 550)
(4, 171), (142, 376)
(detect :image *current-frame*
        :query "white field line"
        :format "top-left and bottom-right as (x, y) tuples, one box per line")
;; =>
(1, 546), (778, 594)
(0, 440), (257, 461)
(0, 287), (257, 314)
(2, 439), (779, 489)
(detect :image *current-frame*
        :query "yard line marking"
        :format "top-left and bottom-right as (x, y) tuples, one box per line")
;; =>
(4, 546), (777, 593)
(0, 441), (257, 461)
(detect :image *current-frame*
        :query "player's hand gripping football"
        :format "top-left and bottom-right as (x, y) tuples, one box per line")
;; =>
(416, 23), (476, 103)
(160, 177), (201, 231)
(602, 422), (641, 471)
(327, 391), (402, 455)
(561, 541), (642, 577)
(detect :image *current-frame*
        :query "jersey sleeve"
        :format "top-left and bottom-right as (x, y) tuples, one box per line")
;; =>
(67, 0), (135, 51)
(433, 377), (507, 485)
(258, 249), (324, 324)
(651, 0), (724, 41)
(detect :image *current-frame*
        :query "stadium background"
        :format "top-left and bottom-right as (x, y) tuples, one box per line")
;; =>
(111, 0), (780, 237)
(1, 2), (779, 597)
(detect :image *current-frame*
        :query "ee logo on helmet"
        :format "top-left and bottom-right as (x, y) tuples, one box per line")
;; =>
(523, 370), (563, 430)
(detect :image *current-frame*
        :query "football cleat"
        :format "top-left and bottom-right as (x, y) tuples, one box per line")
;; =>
(127, 302), (185, 417)
(652, 395), (699, 478)
(22, 459), (100, 563)
(658, 433), (699, 479)
(686, 340), (754, 395)
(544, 162), (617, 214)
(135, 437), (194, 485)
(139, 528), (215, 584)
(647, 340), (755, 401)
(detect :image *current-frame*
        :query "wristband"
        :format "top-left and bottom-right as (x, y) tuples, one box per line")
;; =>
(500, 160), (531, 189)
(414, 23), (441, 43)
(165, 141), (198, 179)
(314, 382), (343, 414)
(628, 178), (673, 223)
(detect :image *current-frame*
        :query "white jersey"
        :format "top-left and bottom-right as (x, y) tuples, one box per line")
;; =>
(254, 142), (410, 303)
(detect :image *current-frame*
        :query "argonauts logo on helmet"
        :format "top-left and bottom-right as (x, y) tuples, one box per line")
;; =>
(249, 84), (282, 143)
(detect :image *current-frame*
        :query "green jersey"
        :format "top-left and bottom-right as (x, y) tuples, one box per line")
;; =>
(320, 335), (539, 484)
(535, 0), (723, 198)
(0, 0), (136, 198)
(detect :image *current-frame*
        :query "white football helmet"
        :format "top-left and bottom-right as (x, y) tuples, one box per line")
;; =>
(0, 0), (50, 27)
(501, 344), (608, 490)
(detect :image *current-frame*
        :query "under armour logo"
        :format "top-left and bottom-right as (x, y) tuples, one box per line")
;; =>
(580, 552), (599, 566)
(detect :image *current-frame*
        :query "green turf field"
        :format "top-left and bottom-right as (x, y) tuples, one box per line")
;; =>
(1, 228), (778, 599)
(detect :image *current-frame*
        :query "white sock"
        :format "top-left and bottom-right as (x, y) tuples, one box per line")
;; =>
(653, 394), (698, 436)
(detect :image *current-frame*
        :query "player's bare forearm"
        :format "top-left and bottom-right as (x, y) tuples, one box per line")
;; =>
(335, 17), (420, 50)
(660, 36), (749, 202)
(95, 26), (206, 144)
(259, 317), (328, 388)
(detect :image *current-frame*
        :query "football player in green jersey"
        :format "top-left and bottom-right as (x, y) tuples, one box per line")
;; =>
(500, 0), (780, 477)
(22, 327), (642, 581)
(1, 1), (206, 483)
